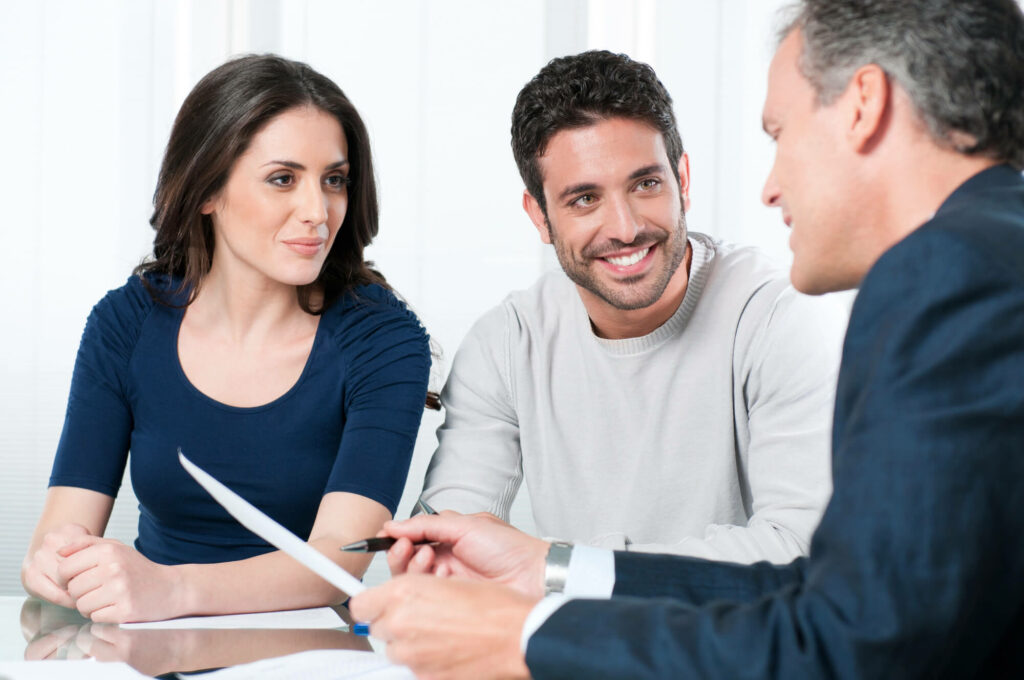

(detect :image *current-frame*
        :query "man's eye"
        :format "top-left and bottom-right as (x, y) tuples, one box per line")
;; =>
(637, 178), (660, 191)
(572, 194), (596, 207)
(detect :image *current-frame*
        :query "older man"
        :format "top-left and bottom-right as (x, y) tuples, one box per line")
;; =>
(352, 1), (1024, 677)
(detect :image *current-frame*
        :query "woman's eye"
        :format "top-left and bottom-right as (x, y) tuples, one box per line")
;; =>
(269, 173), (294, 187)
(325, 174), (351, 190)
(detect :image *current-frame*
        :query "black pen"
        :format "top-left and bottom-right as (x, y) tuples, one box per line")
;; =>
(340, 536), (402, 552)
(340, 536), (442, 553)
(340, 498), (440, 552)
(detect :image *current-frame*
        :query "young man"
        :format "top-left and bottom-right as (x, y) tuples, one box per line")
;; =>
(419, 50), (845, 563)
(351, 1), (1024, 677)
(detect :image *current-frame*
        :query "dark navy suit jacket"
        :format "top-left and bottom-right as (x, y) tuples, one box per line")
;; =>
(527, 165), (1024, 679)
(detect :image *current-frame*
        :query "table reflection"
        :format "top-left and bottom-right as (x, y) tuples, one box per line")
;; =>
(20, 598), (372, 677)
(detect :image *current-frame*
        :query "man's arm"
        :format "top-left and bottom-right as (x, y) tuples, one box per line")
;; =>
(526, 228), (1024, 678)
(611, 550), (805, 603)
(622, 286), (844, 564)
(419, 304), (525, 518)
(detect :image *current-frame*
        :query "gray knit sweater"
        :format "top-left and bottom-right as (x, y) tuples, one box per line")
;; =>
(421, 233), (846, 564)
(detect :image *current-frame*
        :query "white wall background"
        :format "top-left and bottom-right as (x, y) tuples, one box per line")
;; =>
(0, 0), (797, 595)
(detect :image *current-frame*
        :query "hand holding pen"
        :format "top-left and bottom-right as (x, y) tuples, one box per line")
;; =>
(348, 505), (551, 640)
(344, 498), (440, 636)
(339, 498), (439, 553)
(352, 509), (551, 599)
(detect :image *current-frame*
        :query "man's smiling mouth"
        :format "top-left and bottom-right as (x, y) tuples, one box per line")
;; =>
(603, 247), (650, 267)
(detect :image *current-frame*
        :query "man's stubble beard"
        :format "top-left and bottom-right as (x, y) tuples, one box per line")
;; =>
(549, 211), (688, 311)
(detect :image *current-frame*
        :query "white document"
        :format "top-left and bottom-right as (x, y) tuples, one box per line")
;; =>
(0, 660), (150, 679)
(173, 649), (415, 679)
(119, 606), (344, 630)
(178, 451), (366, 596)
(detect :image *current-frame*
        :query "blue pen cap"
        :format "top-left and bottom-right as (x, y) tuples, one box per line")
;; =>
(353, 622), (370, 636)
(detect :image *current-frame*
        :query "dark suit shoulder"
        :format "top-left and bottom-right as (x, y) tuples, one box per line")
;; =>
(898, 165), (1024, 283)
(856, 194), (1024, 326)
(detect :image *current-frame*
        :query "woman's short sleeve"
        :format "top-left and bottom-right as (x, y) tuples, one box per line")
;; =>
(49, 277), (152, 496)
(325, 288), (432, 515)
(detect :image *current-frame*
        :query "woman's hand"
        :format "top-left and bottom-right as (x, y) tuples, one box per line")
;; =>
(23, 623), (85, 661)
(56, 536), (186, 623)
(24, 620), (188, 673)
(21, 523), (91, 609)
(75, 624), (191, 676)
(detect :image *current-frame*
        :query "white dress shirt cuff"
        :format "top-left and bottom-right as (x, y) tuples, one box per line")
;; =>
(520, 545), (616, 652)
(564, 544), (615, 598)
(520, 594), (569, 652)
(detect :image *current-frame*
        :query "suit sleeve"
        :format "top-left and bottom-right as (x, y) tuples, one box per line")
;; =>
(526, 228), (1024, 679)
(420, 304), (525, 519)
(623, 285), (843, 563)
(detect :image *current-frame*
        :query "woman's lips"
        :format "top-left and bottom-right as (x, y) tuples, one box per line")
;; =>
(282, 238), (325, 256)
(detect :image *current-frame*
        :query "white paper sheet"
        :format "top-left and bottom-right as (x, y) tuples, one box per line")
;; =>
(172, 649), (415, 679)
(178, 451), (366, 596)
(0, 660), (150, 679)
(119, 606), (344, 630)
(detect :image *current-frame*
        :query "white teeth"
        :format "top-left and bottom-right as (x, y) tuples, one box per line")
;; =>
(605, 247), (649, 267)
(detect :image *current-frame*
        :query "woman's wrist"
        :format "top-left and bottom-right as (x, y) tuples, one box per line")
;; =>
(169, 563), (200, 617)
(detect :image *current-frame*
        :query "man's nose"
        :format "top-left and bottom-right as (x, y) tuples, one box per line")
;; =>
(762, 166), (781, 208)
(604, 196), (641, 244)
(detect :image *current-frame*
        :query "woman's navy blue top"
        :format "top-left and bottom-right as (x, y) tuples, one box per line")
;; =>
(49, 275), (431, 566)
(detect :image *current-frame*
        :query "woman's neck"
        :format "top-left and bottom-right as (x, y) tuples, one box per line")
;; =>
(187, 262), (316, 346)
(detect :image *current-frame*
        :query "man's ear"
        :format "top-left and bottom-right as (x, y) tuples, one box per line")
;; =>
(846, 64), (889, 152)
(522, 190), (552, 245)
(677, 152), (691, 213)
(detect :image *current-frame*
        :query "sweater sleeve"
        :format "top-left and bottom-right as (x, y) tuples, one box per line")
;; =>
(49, 277), (151, 497)
(420, 303), (524, 519)
(623, 284), (844, 563)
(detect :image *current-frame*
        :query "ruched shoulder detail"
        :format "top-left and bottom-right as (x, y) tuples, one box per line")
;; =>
(82, 275), (160, 377)
(320, 284), (432, 515)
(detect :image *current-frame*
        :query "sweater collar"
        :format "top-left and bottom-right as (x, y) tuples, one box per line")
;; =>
(591, 233), (715, 356)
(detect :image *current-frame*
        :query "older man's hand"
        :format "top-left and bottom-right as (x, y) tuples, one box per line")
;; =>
(351, 574), (535, 680)
(381, 512), (549, 600)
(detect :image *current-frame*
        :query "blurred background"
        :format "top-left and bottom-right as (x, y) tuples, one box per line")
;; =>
(0, 0), (810, 594)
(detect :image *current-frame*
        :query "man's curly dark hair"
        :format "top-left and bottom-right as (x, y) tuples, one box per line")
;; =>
(511, 50), (684, 215)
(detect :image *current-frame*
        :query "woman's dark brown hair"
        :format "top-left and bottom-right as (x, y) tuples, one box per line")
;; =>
(137, 54), (440, 409)
(136, 53), (385, 312)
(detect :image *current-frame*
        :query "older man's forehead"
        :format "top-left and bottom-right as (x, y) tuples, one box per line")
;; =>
(763, 30), (807, 118)
(761, 54), (786, 132)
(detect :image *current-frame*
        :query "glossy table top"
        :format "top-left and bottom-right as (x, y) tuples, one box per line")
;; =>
(0, 595), (381, 677)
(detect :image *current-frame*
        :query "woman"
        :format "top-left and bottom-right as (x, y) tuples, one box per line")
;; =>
(20, 54), (433, 623)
